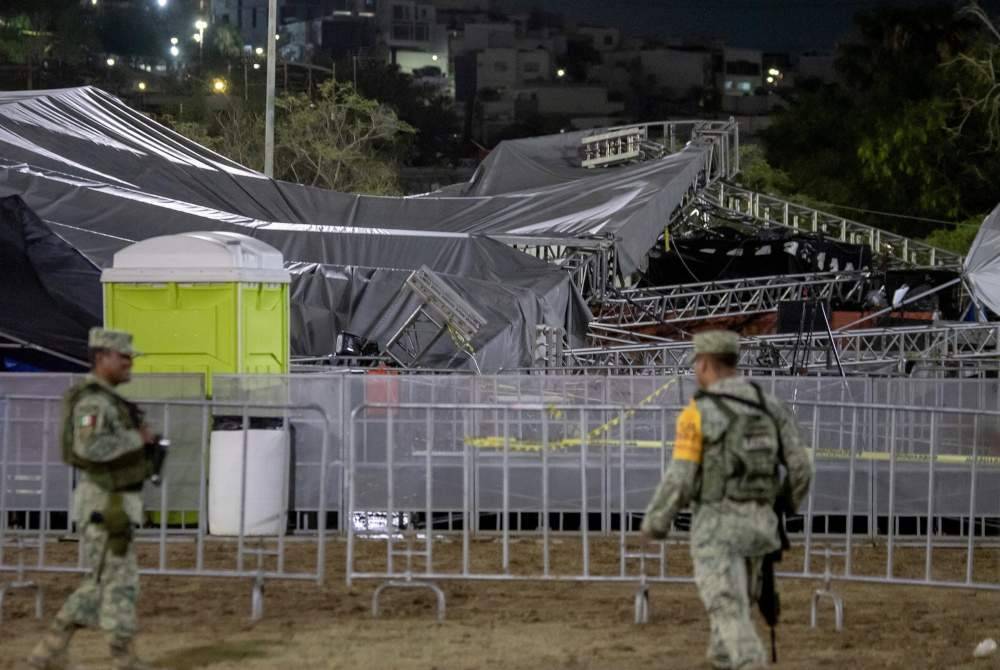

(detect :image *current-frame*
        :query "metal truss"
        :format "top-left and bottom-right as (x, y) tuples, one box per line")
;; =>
(593, 271), (870, 330)
(491, 118), (740, 300)
(495, 235), (619, 302)
(581, 119), (741, 182)
(565, 322), (1000, 372)
(383, 268), (487, 369)
(696, 182), (962, 269)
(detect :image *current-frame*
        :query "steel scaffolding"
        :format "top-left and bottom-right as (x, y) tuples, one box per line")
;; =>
(566, 322), (1000, 372)
(594, 271), (870, 329)
(697, 182), (962, 269)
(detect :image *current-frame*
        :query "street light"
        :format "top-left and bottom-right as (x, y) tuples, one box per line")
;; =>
(768, 67), (781, 77)
(766, 76), (775, 84)
(194, 19), (207, 65)
(170, 36), (178, 45)
(255, 46), (264, 56)
(556, 68), (566, 78)
(253, 63), (261, 70)
(169, 45), (180, 57)
(138, 81), (147, 91)
(192, 32), (202, 43)
(156, 0), (167, 7)
(431, 54), (439, 61)
(212, 78), (228, 94)
(106, 57), (116, 67)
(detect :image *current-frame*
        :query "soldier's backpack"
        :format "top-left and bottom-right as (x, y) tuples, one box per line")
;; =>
(694, 381), (782, 506)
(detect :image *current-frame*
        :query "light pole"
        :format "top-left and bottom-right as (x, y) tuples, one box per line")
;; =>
(264, 0), (277, 177)
(195, 19), (207, 67)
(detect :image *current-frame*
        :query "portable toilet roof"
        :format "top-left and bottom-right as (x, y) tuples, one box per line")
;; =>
(100, 231), (290, 284)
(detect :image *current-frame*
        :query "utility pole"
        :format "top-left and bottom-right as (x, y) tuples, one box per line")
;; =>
(264, 0), (277, 177)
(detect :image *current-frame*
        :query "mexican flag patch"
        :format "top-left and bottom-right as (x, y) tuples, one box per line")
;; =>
(79, 414), (96, 427)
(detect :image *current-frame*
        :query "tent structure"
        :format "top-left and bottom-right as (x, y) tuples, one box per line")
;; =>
(965, 203), (1000, 318)
(0, 87), (715, 370)
(0, 192), (99, 366)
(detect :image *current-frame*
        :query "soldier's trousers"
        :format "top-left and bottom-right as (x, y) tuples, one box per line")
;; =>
(693, 552), (766, 670)
(55, 520), (139, 640)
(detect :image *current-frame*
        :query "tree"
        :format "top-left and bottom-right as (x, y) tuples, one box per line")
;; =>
(172, 81), (414, 195)
(0, 0), (98, 89)
(949, 3), (1000, 149)
(924, 217), (983, 254)
(760, 3), (1000, 238)
(277, 81), (414, 192)
(343, 60), (461, 166)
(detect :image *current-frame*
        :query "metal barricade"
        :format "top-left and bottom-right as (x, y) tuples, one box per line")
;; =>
(347, 398), (1000, 625)
(0, 396), (334, 620)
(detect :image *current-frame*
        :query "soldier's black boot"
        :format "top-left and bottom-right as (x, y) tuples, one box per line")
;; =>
(109, 636), (154, 670)
(22, 619), (79, 670)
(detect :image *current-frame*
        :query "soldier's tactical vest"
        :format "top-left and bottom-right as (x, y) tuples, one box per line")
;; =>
(61, 381), (152, 492)
(694, 381), (781, 506)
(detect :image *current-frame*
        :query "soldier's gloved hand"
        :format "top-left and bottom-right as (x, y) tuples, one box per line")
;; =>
(139, 423), (156, 446)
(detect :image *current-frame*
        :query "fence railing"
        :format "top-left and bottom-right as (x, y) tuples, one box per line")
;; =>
(347, 398), (1000, 620)
(0, 395), (334, 620)
(3, 372), (1000, 626)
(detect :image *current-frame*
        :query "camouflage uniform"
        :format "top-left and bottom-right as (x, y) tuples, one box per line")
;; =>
(642, 331), (812, 670)
(25, 328), (153, 670)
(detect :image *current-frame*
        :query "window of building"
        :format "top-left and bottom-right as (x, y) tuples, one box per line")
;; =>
(724, 80), (733, 90)
(251, 7), (257, 28)
(392, 4), (409, 20)
(221, 13), (230, 23)
(392, 23), (411, 40)
(603, 34), (613, 46)
(414, 23), (429, 41)
(523, 61), (540, 73)
(494, 61), (508, 73)
(738, 81), (752, 92)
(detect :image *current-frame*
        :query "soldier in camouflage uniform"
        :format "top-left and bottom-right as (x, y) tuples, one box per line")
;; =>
(23, 328), (157, 670)
(642, 330), (812, 670)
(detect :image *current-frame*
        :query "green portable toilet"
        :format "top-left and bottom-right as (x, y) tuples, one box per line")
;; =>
(100, 231), (291, 395)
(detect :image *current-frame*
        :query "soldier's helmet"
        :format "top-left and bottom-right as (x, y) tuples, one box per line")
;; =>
(692, 330), (740, 357)
(88, 327), (140, 357)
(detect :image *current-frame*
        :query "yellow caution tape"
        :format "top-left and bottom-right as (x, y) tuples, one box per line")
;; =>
(466, 379), (679, 452)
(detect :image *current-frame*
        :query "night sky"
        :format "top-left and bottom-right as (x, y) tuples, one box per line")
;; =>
(502, 0), (1000, 51)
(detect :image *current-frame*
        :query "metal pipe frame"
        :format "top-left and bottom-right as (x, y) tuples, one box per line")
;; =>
(566, 322), (1000, 371)
(594, 271), (869, 329)
(347, 398), (1000, 624)
(0, 396), (333, 620)
(700, 182), (962, 269)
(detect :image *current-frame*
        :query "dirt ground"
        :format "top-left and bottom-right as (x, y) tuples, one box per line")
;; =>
(1, 537), (1000, 669)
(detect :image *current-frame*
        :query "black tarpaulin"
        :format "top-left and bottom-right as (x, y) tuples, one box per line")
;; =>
(644, 228), (872, 286)
(0, 87), (709, 275)
(0, 192), (101, 362)
(0, 88), (596, 370)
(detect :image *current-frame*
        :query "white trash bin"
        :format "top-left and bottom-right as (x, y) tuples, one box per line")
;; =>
(208, 429), (289, 536)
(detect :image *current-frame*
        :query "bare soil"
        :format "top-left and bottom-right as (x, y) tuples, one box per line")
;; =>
(1, 537), (999, 669)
